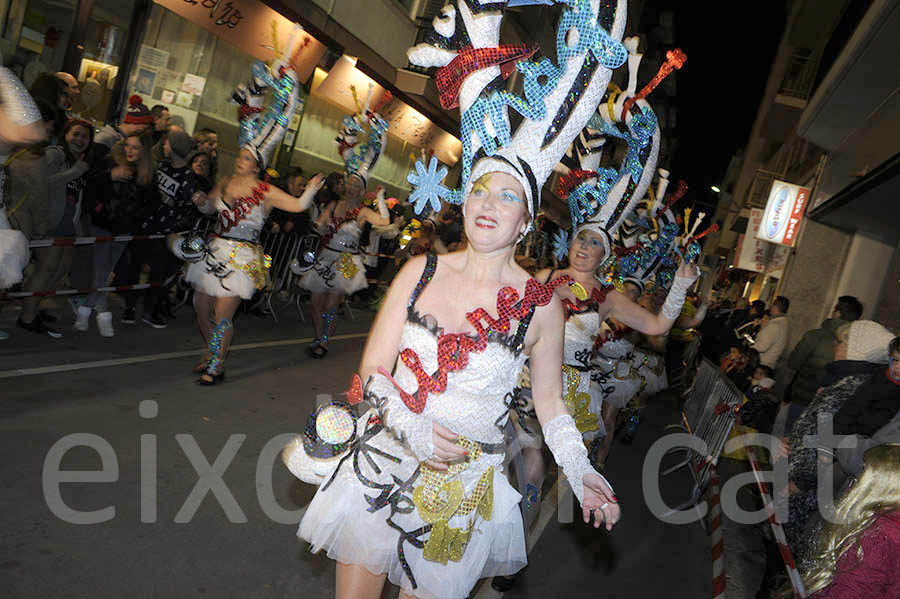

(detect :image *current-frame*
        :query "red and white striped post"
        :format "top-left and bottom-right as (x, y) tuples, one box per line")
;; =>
(746, 446), (807, 597)
(709, 471), (726, 599)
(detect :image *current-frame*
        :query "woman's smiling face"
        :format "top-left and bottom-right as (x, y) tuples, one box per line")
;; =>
(568, 228), (607, 272)
(463, 172), (530, 252)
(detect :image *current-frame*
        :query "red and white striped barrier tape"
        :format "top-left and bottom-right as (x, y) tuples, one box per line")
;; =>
(746, 447), (807, 597)
(709, 472), (726, 599)
(27, 234), (167, 248)
(3, 282), (162, 299)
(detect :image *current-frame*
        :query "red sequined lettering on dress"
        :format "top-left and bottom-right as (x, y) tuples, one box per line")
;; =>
(319, 207), (361, 250)
(388, 276), (572, 413)
(219, 181), (269, 233)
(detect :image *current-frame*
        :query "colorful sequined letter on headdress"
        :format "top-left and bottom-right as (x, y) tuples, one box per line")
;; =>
(406, 0), (629, 221)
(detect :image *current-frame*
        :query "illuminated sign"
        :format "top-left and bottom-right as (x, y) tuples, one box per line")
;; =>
(756, 180), (810, 247)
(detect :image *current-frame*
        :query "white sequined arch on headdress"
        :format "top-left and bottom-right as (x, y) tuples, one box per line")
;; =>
(462, 0), (629, 221)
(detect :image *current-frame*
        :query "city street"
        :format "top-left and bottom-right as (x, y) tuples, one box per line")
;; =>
(1, 301), (710, 598)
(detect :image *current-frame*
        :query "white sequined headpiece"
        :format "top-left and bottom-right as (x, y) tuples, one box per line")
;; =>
(407, 0), (629, 223)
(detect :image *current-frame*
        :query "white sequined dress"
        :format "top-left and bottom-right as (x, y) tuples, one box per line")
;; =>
(297, 209), (368, 295)
(184, 185), (270, 300)
(298, 254), (561, 599)
(592, 321), (643, 409)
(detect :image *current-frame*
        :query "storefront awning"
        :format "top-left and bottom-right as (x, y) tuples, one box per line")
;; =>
(808, 151), (900, 244)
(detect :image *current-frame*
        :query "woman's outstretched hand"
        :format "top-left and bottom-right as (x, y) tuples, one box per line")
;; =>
(581, 472), (621, 531)
(423, 422), (467, 471)
(307, 173), (326, 194)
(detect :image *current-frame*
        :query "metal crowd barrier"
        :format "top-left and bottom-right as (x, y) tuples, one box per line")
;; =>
(660, 358), (745, 517)
(250, 230), (308, 323)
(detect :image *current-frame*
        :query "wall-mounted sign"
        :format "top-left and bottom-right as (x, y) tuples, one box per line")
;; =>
(756, 180), (810, 247)
(736, 208), (769, 272)
(153, 0), (327, 82)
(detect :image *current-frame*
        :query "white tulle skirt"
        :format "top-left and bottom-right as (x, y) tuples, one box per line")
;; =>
(296, 247), (368, 295)
(183, 237), (269, 300)
(591, 356), (642, 410)
(297, 410), (526, 599)
(0, 228), (29, 289)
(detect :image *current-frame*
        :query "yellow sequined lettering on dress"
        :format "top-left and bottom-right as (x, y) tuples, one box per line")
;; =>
(226, 240), (270, 290)
(561, 365), (600, 434)
(337, 252), (358, 279)
(415, 437), (495, 564)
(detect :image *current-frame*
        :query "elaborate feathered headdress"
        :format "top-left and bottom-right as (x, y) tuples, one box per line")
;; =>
(231, 26), (304, 170)
(335, 85), (390, 187)
(405, 0), (629, 223)
(554, 37), (685, 259)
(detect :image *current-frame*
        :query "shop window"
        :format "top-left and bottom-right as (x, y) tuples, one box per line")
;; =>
(3, 0), (138, 126)
(131, 3), (258, 172)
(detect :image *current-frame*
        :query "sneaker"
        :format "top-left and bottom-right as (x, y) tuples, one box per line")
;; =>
(16, 317), (63, 338)
(142, 312), (167, 329)
(96, 312), (114, 337)
(74, 306), (92, 331)
(122, 308), (136, 324)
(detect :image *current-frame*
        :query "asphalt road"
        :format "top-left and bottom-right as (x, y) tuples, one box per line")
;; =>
(0, 298), (711, 598)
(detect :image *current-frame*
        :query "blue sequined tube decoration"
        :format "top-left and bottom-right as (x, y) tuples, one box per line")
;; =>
(206, 318), (233, 375)
(320, 309), (338, 346)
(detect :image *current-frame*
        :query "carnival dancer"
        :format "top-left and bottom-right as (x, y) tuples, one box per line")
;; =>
(293, 89), (391, 359)
(283, 1), (633, 597)
(176, 26), (325, 384)
(0, 67), (48, 340)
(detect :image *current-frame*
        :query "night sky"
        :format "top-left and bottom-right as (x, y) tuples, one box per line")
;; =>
(648, 0), (788, 210)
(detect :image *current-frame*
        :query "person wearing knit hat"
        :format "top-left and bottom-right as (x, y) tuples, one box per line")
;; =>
(845, 320), (895, 363)
(784, 319), (898, 552)
(92, 94), (153, 155)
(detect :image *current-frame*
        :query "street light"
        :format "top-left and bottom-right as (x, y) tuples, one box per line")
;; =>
(710, 185), (721, 193)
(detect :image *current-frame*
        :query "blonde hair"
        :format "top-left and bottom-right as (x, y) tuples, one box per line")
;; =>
(835, 322), (851, 344)
(801, 444), (900, 594)
(111, 134), (152, 186)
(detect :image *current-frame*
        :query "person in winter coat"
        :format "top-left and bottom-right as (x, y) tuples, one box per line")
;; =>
(752, 296), (790, 368)
(833, 337), (900, 478)
(16, 119), (93, 338)
(788, 296), (863, 408)
(783, 320), (896, 553)
(123, 127), (200, 328)
(76, 134), (155, 337)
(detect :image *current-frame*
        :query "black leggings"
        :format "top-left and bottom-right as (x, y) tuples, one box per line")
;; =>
(124, 239), (171, 313)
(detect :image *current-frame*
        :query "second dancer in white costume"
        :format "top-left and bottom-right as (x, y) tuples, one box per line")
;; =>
(177, 28), (325, 383)
(294, 96), (391, 358)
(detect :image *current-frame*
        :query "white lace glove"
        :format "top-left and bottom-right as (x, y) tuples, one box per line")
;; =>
(543, 414), (614, 504)
(661, 266), (699, 320)
(365, 373), (434, 462)
(374, 187), (390, 220)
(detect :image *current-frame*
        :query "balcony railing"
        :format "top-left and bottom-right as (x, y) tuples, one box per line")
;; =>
(777, 50), (821, 100)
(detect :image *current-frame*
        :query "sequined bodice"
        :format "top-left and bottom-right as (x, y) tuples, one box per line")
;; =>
(328, 220), (361, 253)
(214, 195), (266, 243)
(384, 254), (567, 444)
(563, 310), (600, 369)
(394, 322), (527, 444)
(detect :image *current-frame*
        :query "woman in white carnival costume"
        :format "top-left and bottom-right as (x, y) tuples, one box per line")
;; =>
(0, 66), (47, 340)
(283, 1), (633, 596)
(294, 90), (391, 359)
(178, 28), (325, 384)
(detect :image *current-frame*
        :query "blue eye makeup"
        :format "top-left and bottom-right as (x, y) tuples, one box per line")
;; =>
(501, 191), (522, 203)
